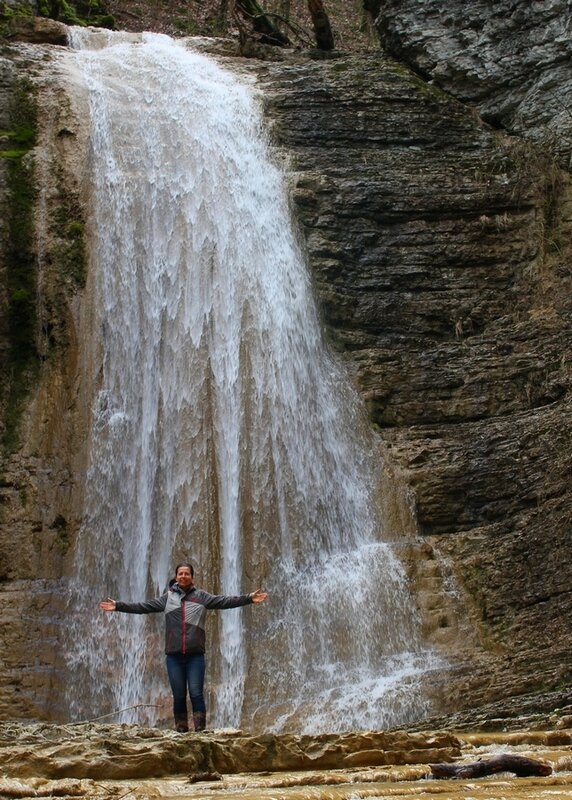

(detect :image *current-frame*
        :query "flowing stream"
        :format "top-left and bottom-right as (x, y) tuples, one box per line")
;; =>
(63, 29), (440, 732)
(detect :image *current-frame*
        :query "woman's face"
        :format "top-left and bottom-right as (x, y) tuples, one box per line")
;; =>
(176, 566), (193, 590)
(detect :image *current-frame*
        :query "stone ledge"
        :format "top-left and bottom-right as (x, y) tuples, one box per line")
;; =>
(5, 17), (69, 46)
(0, 724), (461, 779)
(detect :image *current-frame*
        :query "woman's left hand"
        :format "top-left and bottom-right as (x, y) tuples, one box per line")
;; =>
(250, 589), (268, 603)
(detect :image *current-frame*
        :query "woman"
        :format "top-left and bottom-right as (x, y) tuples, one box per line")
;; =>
(100, 562), (268, 732)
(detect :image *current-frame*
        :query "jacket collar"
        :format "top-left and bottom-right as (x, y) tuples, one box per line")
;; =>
(171, 582), (195, 597)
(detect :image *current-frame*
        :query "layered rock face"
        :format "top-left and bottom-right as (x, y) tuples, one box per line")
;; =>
(372, 0), (572, 168)
(256, 45), (572, 712)
(362, 0), (572, 710)
(1, 723), (572, 798)
(0, 38), (91, 719)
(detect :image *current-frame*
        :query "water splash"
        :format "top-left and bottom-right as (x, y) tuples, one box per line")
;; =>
(63, 29), (441, 731)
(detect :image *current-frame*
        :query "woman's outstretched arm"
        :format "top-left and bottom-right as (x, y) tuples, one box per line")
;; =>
(99, 595), (168, 613)
(200, 588), (268, 609)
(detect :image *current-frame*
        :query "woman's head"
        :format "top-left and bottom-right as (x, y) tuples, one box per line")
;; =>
(173, 562), (194, 590)
(175, 562), (194, 578)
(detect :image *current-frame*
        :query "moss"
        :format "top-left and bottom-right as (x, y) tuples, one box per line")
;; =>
(38, 0), (115, 28)
(51, 172), (87, 291)
(331, 60), (352, 73)
(1, 80), (39, 455)
(382, 57), (453, 101)
(52, 514), (71, 552)
(1, 148), (30, 158)
(0, 2), (32, 38)
(0, 126), (35, 146)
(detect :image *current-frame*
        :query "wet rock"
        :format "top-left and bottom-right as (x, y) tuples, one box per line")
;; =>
(402, 691), (572, 734)
(556, 755), (572, 772)
(1, 724), (570, 799)
(0, 40), (90, 721)
(0, 777), (89, 797)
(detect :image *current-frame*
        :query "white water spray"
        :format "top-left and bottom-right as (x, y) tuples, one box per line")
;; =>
(63, 29), (440, 731)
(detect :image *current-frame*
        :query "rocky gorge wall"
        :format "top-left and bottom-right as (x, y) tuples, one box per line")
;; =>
(372, 0), (572, 168)
(0, 1), (571, 726)
(0, 27), (93, 719)
(255, 0), (572, 716)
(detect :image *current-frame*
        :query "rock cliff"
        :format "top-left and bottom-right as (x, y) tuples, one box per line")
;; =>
(0, 33), (91, 719)
(255, 4), (572, 716)
(372, 0), (572, 168)
(0, 4), (571, 726)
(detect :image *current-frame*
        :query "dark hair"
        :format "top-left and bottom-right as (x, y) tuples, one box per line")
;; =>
(174, 562), (194, 578)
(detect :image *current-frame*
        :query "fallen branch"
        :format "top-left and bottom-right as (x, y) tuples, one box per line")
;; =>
(429, 753), (552, 779)
(187, 772), (223, 783)
(66, 703), (161, 725)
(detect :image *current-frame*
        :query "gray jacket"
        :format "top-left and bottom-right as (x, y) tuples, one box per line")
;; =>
(115, 584), (253, 655)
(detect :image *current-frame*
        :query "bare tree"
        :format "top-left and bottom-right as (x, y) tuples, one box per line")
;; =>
(307, 0), (334, 49)
(235, 0), (334, 50)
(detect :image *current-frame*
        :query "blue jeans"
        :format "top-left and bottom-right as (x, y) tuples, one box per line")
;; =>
(166, 653), (206, 730)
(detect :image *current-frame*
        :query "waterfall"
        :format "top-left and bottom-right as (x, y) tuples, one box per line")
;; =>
(63, 29), (440, 732)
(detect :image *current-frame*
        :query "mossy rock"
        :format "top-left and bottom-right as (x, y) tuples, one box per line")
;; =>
(38, 0), (115, 28)
(0, 80), (38, 454)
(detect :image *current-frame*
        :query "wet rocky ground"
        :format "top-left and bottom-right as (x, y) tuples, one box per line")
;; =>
(2, 722), (572, 799)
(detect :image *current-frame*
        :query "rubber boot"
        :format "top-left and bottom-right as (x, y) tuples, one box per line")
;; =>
(175, 714), (189, 733)
(192, 711), (206, 732)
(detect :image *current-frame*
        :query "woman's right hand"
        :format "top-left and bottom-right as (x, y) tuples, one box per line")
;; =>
(99, 597), (116, 612)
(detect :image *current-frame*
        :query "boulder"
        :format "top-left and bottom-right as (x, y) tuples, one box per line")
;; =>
(6, 16), (69, 46)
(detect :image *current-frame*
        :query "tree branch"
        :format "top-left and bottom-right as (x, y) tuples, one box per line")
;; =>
(235, 0), (290, 46)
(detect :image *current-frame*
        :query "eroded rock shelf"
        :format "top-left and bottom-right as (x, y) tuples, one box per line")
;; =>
(1, 723), (572, 799)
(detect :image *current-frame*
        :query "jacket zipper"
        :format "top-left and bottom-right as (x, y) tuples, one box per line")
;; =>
(182, 597), (186, 654)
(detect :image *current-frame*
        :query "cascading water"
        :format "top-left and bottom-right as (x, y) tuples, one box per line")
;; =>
(63, 29), (441, 732)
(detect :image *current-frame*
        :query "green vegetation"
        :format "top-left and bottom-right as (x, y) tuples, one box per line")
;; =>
(0, 1), (31, 38)
(0, 0), (114, 35)
(37, 0), (115, 28)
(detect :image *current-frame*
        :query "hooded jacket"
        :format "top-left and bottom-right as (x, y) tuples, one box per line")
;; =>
(115, 584), (253, 655)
